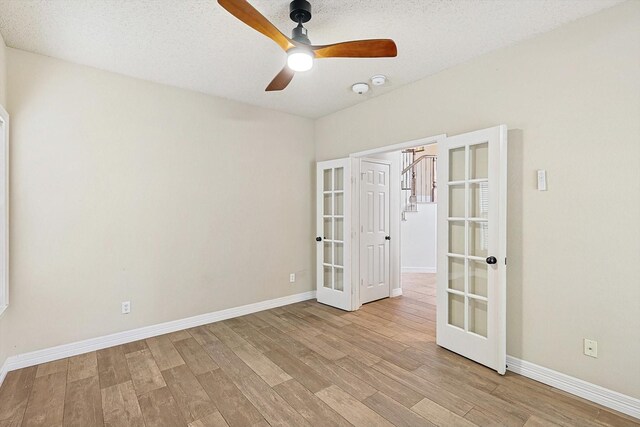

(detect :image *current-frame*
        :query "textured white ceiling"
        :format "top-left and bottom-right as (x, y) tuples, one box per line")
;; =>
(0, 0), (623, 118)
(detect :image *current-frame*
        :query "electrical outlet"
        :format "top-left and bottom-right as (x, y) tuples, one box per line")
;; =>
(121, 301), (131, 314)
(584, 338), (598, 358)
(289, 273), (296, 283)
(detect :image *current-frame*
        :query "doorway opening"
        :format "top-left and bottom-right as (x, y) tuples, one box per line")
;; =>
(356, 143), (439, 307)
(399, 143), (438, 311)
(353, 140), (440, 339)
(349, 134), (443, 311)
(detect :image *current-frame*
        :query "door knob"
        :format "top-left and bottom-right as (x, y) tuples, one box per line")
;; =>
(316, 237), (322, 242)
(486, 256), (497, 265)
(385, 236), (391, 241)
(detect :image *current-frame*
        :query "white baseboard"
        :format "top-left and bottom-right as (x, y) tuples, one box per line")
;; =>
(506, 356), (640, 420)
(0, 358), (8, 387)
(0, 290), (316, 385)
(401, 267), (436, 273)
(391, 288), (403, 297)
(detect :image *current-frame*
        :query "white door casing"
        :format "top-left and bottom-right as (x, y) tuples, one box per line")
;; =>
(436, 125), (507, 374)
(0, 106), (8, 317)
(359, 159), (391, 304)
(316, 159), (352, 311)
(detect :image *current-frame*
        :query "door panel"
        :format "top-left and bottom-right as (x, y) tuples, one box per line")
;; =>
(437, 125), (507, 374)
(317, 159), (352, 311)
(360, 160), (391, 304)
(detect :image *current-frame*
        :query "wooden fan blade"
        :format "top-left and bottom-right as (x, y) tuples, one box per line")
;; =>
(218, 0), (294, 51)
(312, 39), (397, 59)
(266, 66), (295, 91)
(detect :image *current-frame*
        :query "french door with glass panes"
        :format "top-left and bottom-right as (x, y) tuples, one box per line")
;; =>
(436, 125), (507, 374)
(316, 159), (352, 311)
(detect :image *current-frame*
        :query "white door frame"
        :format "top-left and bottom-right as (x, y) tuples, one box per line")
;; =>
(0, 106), (8, 318)
(349, 134), (445, 309)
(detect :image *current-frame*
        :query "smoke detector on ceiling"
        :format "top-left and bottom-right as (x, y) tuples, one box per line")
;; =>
(371, 75), (387, 86)
(352, 83), (370, 95)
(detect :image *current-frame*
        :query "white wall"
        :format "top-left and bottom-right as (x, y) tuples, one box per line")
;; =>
(401, 142), (438, 272)
(316, 1), (640, 399)
(0, 48), (315, 363)
(401, 204), (437, 273)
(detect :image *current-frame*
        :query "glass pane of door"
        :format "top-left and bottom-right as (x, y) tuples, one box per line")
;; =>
(324, 266), (332, 289)
(446, 142), (489, 335)
(334, 267), (344, 291)
(448, 294), (465, 329)
(468, 298), (488, 337)
(324, 169), (333, 191)
(320, 166), (345, 293)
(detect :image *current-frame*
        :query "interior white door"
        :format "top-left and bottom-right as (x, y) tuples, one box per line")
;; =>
(316, 159), (352, 311)
(436, 125), (507, 374)
(360, 159), (391, 304)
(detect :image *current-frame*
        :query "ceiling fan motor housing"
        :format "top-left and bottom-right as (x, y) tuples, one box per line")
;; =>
(289, 0), (312, 23)
(292, 24), (311, 44)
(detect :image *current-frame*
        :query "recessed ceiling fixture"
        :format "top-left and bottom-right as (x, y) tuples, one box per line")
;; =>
(371, 75), (387, 86)
(352, 83), (370, 95)
(218, 0), (398, 91)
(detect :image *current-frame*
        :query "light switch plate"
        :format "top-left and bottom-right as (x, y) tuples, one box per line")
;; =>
(537, 170), (547, 191)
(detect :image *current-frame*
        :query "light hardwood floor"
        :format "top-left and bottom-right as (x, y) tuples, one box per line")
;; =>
(0, 273), (637, 426)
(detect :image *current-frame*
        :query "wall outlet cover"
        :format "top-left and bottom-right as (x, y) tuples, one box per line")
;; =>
(584, 338), (598, 358)
(289, 273), (296, 283)
(121, 301), (131, 314)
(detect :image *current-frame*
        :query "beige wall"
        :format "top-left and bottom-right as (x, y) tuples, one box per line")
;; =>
(0, 48), (315, 362)
(0, 32), (5, 106)
(316, 1), (640, 399)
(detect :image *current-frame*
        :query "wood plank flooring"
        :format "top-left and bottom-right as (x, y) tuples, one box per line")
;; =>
(0, 273), (637, 426)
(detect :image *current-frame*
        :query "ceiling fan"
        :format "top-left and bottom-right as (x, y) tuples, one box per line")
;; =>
(217, 0), (398, 91)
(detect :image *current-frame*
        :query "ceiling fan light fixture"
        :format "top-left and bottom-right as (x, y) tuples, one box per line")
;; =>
(287, 48), (314, 72)
(217, 0), (397, 91)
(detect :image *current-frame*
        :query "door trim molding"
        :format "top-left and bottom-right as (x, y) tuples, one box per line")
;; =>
(506, 356), (640, 420)
(350, 135), (446, 158)
(0, 290), (316, 386)
(0, 105), (8, 319)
